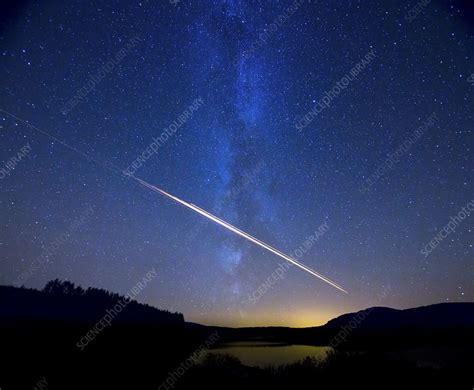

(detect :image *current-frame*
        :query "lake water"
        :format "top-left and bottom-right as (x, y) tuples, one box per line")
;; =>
(203, 342), (333, 368)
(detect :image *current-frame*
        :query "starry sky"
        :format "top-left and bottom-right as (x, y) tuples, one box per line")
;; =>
(1, 0), (473, 327)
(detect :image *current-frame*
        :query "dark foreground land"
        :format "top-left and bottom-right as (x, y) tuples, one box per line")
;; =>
(0, 281), (473, 390)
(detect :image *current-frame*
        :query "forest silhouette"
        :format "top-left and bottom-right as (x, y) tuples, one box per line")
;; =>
(0, 281), (472, 389)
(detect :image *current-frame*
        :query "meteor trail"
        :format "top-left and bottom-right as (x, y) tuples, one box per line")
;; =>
(131, 176), (348, 294)
(0, 108), (348, 295)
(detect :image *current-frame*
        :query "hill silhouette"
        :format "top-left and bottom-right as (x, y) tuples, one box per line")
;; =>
(0, 281), (199, 390)
(0, 281), (473, 389)
(0, 280), (183, 326)
(325, 303), (474, 329)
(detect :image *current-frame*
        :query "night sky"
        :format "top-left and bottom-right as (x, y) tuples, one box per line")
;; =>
(1, 0), (473, 327)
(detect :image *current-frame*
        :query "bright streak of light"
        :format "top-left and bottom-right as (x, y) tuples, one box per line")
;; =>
(131, 176), (348, 294)
(0, 108), (348, 294)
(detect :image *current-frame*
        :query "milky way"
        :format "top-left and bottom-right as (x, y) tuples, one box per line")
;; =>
(1, 0), (472, 327)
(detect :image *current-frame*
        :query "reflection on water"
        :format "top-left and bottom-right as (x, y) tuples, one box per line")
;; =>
(203, 342), (333, 368)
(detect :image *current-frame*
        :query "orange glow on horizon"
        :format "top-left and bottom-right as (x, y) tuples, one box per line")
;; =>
(193, 309), (341, 328)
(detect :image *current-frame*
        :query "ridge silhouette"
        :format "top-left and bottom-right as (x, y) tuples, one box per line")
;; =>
(0, 282), (472, 390)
